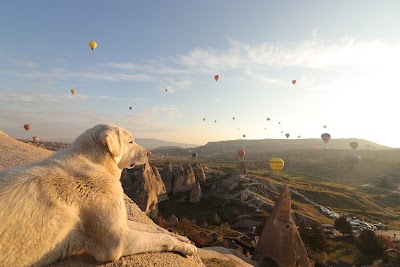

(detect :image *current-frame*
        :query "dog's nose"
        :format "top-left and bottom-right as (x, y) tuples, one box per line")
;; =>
(146, 150), (152, 158)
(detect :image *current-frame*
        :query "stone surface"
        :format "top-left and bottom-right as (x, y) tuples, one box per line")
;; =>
(192, 163), (206, 183)
(173, 163), (196, 194)
(252, 186), (311, 267)
(190, 182), (203, 203)
(160, 161), (174, 194)
(122, 162), (166, 219)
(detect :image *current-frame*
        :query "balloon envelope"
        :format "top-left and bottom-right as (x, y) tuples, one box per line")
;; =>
(89, 41), (97, 50)
(24, 124), (32, 131)
(292, 80), (296, 85)
(214, 75), (219, 81)
(71, 89), (76, 95)
(321, 133), (331, 144)
(269, 158), (284, 173)
(285, 133), (290, 138)
(237, 149), (245, 159)
(243, 134), (246, 138)
(349, 141), (359, 150)
(32, 136), (39, 143)
(129, 107), (132, 110)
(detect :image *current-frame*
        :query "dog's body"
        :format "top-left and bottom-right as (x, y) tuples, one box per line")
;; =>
(0, 124), (196, 267)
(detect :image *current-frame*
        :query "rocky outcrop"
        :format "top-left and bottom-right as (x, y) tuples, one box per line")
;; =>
(122, 163), (167, 219)
(252, 186), (311, 267)
(192, 163), (206, 183)
(173, 163), (197, 194)
(161, 161), (174, 194)
(190, 182), (203, 203)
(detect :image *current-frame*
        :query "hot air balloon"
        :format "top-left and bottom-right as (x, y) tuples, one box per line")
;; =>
(214, 75), (219, 81)
(24, 124), (32, 131)
(214, 120), (217, 123)
(349, 141), (359, 150)
(237, 149), (245, 159)
(323, 125), (327, 128)
(292, 80), (296, 85)
(71, 89), (76, 95)
(165, 88), (168, 92)
(285, 133), (290, 138)
(32, 136), (40, 143)
(269, 158), (284, 174)
(191, 152), (198, 160)
(243, 134), (246, 138)
(129, 107), (132, 110)
(297, 135), (301, 139)
(203, 118), (206, 121)
(89, 41), (97, 51)
(267, 118), (271, 121)
(233, 117), (235, 120)
(281, 131), (283, 134)
(321, 133), (331, 144)
(278, 122), (281, 124)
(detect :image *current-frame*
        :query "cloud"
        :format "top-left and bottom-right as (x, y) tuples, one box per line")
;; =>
(12, 59), (39, 69)
(175, 36), (400, 70)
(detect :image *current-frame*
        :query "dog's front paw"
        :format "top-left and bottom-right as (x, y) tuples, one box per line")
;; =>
(176, 242), (197, 256)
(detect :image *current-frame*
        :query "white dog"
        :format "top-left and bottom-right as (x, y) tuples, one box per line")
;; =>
(0, 124), (197, 267)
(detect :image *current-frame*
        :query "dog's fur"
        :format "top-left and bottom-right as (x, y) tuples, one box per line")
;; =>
(0, 124), (197, 266)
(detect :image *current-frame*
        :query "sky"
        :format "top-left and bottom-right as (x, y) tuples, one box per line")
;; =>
(1, 1), (400, 148)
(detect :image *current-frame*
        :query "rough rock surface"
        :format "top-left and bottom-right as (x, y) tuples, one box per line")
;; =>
(0, 130), (204, 267)
(160, 161), (174, 194)
(173, 163), (196, 194)
(192, 163), (206, 183)
(252, 186), (311, 267)
(199, 247), (259, 267)
(123, 163), (167, 219)
(190, 182), (203, 203)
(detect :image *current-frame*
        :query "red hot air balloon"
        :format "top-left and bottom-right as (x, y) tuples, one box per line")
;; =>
(214, 75), (219, 81)
(237, 149), (245, 159)
(292, 80), (296, 85)
(321, 133), (331, 144)
(24, 124), (32, 131)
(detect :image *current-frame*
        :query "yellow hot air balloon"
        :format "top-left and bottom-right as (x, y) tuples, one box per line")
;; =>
(71, 89), (76, 95)
(89, 41), (97, 51)
(269, 158), (284, 174)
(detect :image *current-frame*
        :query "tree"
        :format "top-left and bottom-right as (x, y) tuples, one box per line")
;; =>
(334, 216), (353, 235)
(357, 229), (386, 257)
(298, 221), (327, 252)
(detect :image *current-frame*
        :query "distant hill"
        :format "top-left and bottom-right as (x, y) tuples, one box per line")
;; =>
(135, 138), (200, 150)
(41, 137), (200, 150)
(190, 138), (393, 155)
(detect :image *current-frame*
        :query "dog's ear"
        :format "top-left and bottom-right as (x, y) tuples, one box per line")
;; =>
(99, 129), (122, 157)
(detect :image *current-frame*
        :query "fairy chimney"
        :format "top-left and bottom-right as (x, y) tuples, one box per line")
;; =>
(160, 161), (174, 194)
(252, 186), (311, 267)
(173, 163), (196, 194)
(123, 163), (167, 219)
(192, 163), (206, 183)
(190, 182), (202, 203)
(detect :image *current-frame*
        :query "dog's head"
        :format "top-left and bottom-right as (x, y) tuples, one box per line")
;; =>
(91, 124), (151, 169)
